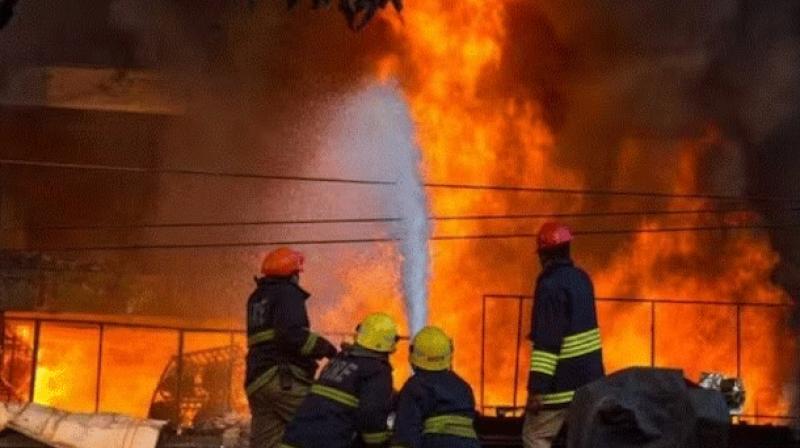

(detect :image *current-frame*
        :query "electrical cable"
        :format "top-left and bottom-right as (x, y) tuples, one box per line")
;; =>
(6, 223), (798, 252)
(3, 158), (798, 203)
(3, 207), (795, 233)
(0, 158), (394, 186)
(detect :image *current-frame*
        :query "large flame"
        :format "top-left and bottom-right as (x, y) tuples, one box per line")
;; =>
(11, 0), (796, 424)
(368, 0), (795, 419)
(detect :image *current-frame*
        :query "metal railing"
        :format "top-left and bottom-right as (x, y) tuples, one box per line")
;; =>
(479, 293), (797, 423)
(0, 311), (353, 426)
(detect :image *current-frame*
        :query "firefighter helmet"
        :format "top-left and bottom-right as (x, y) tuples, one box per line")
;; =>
(261, 247), (304, 277)
(410, 326), (453, 371)
(537, 221), (573, 250)
(355, 312), (399, 353)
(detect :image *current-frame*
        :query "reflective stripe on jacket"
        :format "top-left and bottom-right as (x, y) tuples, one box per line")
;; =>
(245, 276), (326, 391)
(391, 370), (480, 448)
(528, 258), (605, 409)
(282, 346), (393, 448)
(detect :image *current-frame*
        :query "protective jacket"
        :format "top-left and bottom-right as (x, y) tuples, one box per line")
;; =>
(391, 370), (480, 448)
(245, 276), (333, 395)
(281, 345), (394, 448)
(528, 258), (604, 410)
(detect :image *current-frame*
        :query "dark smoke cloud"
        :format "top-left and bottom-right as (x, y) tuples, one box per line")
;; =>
(0, 0), (399, 315)
(106, 1), (400, 317)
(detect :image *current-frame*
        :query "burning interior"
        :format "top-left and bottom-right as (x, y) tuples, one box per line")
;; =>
(1, 0), (799, 444)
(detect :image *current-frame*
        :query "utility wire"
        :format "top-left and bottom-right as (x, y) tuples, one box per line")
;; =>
(432, 223), (800, 241)
(1, 217), (402, 231)
(433, 207), (777, 221)
(0, 158), (395, 186)
(3, 158), (798, 203)
(0, 206), (789, 232)
(6, 223), (799, 252)
(424, 182), (800, 204)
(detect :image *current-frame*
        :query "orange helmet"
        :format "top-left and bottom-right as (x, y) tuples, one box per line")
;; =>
(537, 221), (573, 251)
(261, 247), (304, 277)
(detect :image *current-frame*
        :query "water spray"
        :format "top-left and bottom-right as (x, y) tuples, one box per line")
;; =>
(394, 121), (430, 336)
(375, 85), (431, 336)
(324, 83), (431, 336)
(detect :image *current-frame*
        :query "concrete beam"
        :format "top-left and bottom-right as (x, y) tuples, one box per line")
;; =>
(0, 66), (185, 115)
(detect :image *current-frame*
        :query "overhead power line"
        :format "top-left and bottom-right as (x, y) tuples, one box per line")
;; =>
(2, 158), (798, 203)
(431, 223), (800, 242)
(424, 182), (800, 204)
(5, 223), (798, 253)
(1, 217), (402, 231)
(2, 206), (792, 233)
(0, 158), (394, 186)
(433, 207), (778, 221)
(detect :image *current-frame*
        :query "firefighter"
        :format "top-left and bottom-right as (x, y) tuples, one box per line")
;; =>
(280, 312), (398, 448)
(391, 326), (480, 448)
(246, 247), (338, 448)
(524, 222), (604, 448)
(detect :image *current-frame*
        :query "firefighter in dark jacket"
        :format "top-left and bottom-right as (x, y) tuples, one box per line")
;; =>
(246, 247), (338, 448)
(524, 222), (605, 448)
(391, 326), (480, 448)
(280, 312), (398, 448)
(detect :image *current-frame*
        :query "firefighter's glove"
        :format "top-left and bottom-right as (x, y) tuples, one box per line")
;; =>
(526, 394), (544, 416)
(317, 336), (338, 359)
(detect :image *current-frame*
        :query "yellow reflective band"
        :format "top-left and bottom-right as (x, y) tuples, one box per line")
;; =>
(540, 390), (575, 405)
(248, 329), (276, 347)
(245, 366), (278, 396)
(362, 432), (391, 444)
(531, 352), (557, 363)
(559, 328), (601, 359)
(279, 444), (298, 448)
(311, 384), (360, 408)
(560, 340), (602, 359)
(423, 415), (478, 440)
(561, 328), (600, 348)
(530, 349), (558, 375)
(300, 333), (319, 356)
(531, 350), (558, 362)
(531, 362), (556, 375)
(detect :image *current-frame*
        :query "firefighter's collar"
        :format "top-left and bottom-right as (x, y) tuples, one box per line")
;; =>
(348, 345), (391, 360)
(544, 257), (574, 270)
(256, 276), (311, 299)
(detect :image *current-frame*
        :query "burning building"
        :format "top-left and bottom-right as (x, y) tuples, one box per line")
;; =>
(0, 0), (799, 443)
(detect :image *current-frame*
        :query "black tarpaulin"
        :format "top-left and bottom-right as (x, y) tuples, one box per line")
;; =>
(566, 367), (729, 448)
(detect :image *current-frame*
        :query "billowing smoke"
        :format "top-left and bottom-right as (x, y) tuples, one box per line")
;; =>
(1, 0), (402, 316)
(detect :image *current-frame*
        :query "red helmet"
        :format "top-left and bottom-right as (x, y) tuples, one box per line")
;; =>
(537, 221), (573, 250)
(261, 247), (304, 277)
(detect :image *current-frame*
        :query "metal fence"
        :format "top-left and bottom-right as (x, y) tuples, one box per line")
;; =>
(0, 311), (353, 427)
(0, 313), (245, 423)
(479, 293), (798, 423)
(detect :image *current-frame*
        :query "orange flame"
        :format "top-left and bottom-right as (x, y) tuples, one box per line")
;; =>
(360, 1), (796, 419)
(12, 1), (797, 425)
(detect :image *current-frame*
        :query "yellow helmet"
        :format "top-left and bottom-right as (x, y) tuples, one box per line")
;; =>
(355, 312), (399, 353)
(410, 326), (453, 371)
